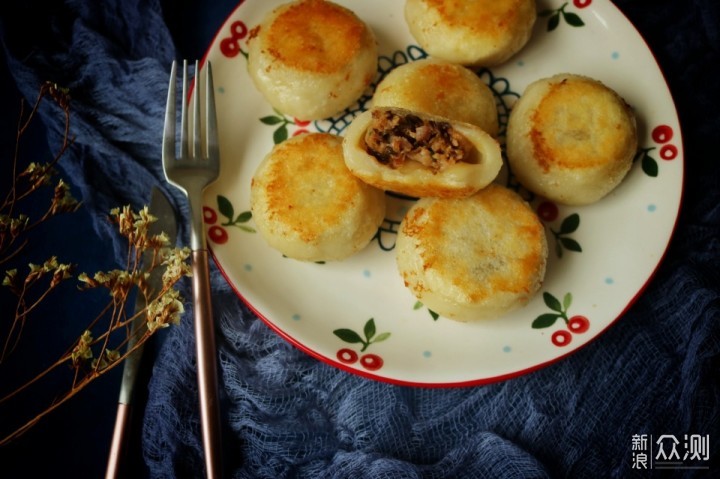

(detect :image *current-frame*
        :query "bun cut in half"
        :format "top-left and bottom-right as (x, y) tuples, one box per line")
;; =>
(247, 0), (378, 120)
(372, 58), (499, 137)
(506, 73), (638, 205)
(404, 0), (537, 67)
(396, 184), (548, 322)
(250, 133), (386, 262)
(343, 106), (502, 198)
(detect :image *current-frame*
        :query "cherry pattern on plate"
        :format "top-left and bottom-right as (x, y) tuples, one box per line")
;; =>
(535, 202), (583, 258)
(260, 111), (312, 144)
(540, 2), (588, 31)
(219, 20), (250, 59)
(549, 212), (582, 258)
(635, 124), (680, 177)
(532, 292), (591, 347)
(333, 318), (391, 371)
(413, 301), (440, 321)
(203, 195), (254, 245)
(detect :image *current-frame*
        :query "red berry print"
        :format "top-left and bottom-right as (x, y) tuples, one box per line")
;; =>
(659, 144), (678, 161)
(220, 21), (249, 58)
(551, 330), (572, 347)
(360, 354), (384, 371)
(294, 118), (311, 127)
(337, 348), (359, 365)
(203, 206), (218, 224)
(651, 125), (674, 144)
(292, 128), (308, 137)
(333, 318), (391, 371)
(208, 225), (229, 244)
(537, 201), (559, 222)
(573, 0), (592, 8)
(532, 292), (591, 347)
(568, 315), (590, 334)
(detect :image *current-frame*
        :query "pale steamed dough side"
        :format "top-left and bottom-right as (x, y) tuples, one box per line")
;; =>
(372, 58), (499, 137)
(247, 0), (378, 120)
(396, 184), (548, 321)
(250, 133), (386, 261)
(506, 73), (638, 205)
(404, 0), (537, 67)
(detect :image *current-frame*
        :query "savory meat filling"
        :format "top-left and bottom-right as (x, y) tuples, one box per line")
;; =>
(363, 109), (472, 173)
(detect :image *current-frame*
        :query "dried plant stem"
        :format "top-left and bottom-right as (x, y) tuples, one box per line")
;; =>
(0, 331), (150, 446)
(1, 82), (190, 446)
(0, 82), (78, 267)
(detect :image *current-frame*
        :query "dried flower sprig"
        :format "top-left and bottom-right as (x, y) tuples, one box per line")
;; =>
(0, 205), (191, 445)
(0, 81), (191, 445)
(0, 81), (80, 266)
(1, 256), (75, 361)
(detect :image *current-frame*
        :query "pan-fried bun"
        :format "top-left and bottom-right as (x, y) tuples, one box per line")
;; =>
(372, 58), (499, 137)
(404, 0), (536, 67)
(396, 184), (548, 321)
(247, 0), (378, 120)
(343, 106), (502, 198)
(250, 133), (386, 262)
(506, 73), (638, 205)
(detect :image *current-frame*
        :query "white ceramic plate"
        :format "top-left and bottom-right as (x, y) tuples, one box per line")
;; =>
(198, 0), (683, 387)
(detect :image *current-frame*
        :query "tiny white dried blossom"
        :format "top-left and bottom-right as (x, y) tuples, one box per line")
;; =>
(162, 247), (192, 285)
(146, 288), (185, 332)
(51, 180), (80, 214)
(71, 330), (94, 364)
(2, 269), (18, 288)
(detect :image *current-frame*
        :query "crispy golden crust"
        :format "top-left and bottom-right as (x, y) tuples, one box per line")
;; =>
(247, 0), (377, 120)
(404, 0), (536, 66)
(372, 58), (499, 136)
(506, 74), (638, 205)
(250, 133), (386, 261)
(265, 0), (367, 73)
(396, 184), (548, 321)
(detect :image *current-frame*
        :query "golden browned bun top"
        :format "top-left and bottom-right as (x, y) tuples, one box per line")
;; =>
(253, 133), (364, 239)
(401, 184), (546, 303)
(422, 0), (530, 37)
(262, 0), (371, 74)
(373, 59), (499, 136)
(529, 76), (636, 172)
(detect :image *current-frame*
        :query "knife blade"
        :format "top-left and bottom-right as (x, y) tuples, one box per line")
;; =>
(105, 187), (177, 479)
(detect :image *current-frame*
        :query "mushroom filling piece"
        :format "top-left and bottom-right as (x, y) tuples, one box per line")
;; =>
(364, 109), (472, 173)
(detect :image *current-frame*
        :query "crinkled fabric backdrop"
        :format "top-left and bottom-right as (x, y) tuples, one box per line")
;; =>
(1, 0), (718, 477)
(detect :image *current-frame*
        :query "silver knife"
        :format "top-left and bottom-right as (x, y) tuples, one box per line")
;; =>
(105, 187), (177, 479)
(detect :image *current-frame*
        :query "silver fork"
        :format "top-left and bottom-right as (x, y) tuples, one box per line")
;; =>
(162, 59), (223, 479)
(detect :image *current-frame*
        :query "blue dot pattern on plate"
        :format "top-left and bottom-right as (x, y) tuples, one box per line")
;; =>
(605, 277), (615, 285)
(363, 269), (371, 278)
(423, 351), (432, 358)
(648, 204), (657, 212)
(611, 51), (620, 60)
(244, 264), (252, 272)
(292, 314), (301, 321)
(503, 346), (512, 353)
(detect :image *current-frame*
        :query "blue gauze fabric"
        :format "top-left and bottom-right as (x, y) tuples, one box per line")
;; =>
(1, 0), (718, 478)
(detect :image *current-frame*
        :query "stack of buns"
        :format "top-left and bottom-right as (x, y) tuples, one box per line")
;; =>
(246, 0), (638, 321)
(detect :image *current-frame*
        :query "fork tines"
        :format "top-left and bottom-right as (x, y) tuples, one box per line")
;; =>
(162, 59), (219, 169)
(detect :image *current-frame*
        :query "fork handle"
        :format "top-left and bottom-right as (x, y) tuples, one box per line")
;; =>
(192, 249), (223, 479)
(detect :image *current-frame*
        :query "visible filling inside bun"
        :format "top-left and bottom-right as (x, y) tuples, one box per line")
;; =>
(363, 108), (476, 173)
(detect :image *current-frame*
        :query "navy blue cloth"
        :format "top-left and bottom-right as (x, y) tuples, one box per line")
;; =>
(0, 1), (718, 478)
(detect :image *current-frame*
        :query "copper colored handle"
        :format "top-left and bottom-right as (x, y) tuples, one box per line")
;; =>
(192, 249), (223, 479)
(105, 404), (130, 479)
